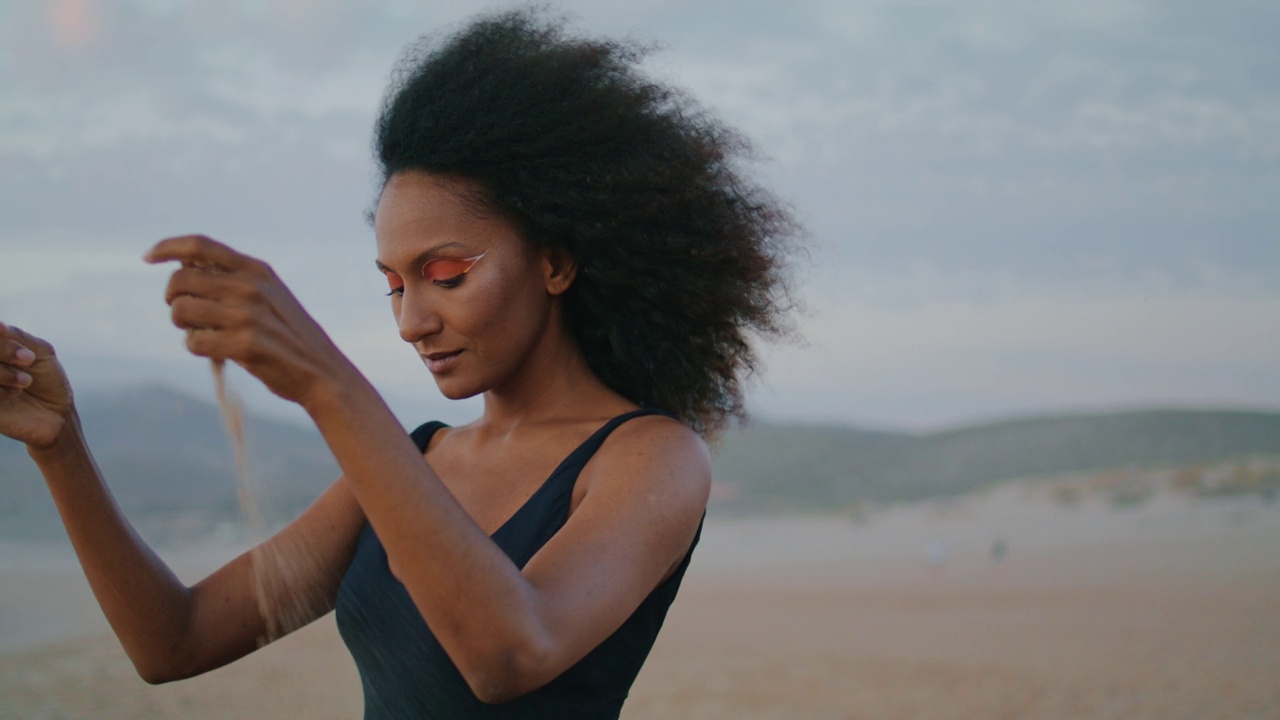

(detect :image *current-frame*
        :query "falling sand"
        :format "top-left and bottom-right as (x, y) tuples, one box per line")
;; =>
(185, 250), (332, 648)
(211, 361), (261, 530)
(209, 361), (327, 647)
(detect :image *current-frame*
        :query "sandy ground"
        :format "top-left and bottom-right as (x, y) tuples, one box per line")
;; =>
(1, 486), (1278, 719)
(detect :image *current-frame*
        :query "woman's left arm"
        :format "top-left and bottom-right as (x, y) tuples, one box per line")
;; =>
(311, 382), (709, 702)
(147, 235), (711, 704)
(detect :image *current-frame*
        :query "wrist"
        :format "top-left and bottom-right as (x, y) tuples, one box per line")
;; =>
(26, 406), (84, 460)
(298, 366), (376, 420)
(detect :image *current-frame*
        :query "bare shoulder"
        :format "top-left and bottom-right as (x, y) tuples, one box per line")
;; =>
(580, 413), (711, 510)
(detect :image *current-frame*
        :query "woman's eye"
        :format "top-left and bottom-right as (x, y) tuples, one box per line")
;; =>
(384, 271), (405, 297)
(432, 275), (465, 289)
(422, 253), (486, 287)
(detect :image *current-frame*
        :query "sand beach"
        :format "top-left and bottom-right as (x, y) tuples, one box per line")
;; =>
(2, 482), (1278, 719)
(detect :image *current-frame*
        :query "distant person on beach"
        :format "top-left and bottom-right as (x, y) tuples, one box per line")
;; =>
(990, 538), (1008, 563)
(0, 9), (798, 718)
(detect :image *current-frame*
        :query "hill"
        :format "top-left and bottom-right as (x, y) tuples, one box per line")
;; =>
(713, 410), (1280, 510)
(0, 385), (338, 536)
(3, 386), (1279, 533)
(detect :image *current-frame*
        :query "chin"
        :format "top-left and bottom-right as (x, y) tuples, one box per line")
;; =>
(432, 376), (485, 401)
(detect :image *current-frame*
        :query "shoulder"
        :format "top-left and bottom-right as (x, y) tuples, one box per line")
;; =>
(580, 412), (711, 510)
(603, 411), (709, 466)
(409, 420), (451, 453)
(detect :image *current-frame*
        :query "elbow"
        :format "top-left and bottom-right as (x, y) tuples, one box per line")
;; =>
(466, 673), (535, 705)
(135, 660), (183, 686)
(129, 644), (200, 686)
(469, 676), (522, 706)
(139, 671), (175, 686)
(459, 636), (558, 705)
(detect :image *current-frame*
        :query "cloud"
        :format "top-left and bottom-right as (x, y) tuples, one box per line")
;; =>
(48, 0), (101, 52)
(753, 266), (1280, 427)
(2, 0), (1277, 427)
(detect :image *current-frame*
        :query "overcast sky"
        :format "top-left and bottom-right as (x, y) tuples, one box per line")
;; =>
(1, 0), (1277, 431)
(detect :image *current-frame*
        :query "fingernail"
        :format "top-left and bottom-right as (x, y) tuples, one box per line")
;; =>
(15, 371), (32, 386)
(15, 347), (35, 363)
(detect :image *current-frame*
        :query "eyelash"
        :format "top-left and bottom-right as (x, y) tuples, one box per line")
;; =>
(385, 275), (467, 297)
(384, 252), (485, 297)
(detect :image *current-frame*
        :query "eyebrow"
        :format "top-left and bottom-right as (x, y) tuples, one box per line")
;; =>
(375, 241), (471, 273)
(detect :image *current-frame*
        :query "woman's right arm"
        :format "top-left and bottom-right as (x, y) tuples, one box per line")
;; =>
(1, 323), (364, 683)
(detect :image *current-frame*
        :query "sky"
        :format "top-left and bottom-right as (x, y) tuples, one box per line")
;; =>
(1, 0), (1277, 431)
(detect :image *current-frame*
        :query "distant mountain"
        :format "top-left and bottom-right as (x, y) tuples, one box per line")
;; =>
(3, 386), (1279, 533)
(0, 385), (338, 532)
(707, 422), (913, 510)
(713, 409), (1280, 510)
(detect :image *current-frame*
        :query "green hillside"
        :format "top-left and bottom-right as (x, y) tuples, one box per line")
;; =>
(0, 385), (338, 536)
(3, 386), (1279, 533)
(712, 410), (1280, 510)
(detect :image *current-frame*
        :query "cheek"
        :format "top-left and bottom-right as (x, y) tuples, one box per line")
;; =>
(466, 269), (549, 349)
(457, 275), (509, 335)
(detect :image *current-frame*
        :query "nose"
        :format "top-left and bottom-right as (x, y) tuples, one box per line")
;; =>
(395, 290), (444, 344)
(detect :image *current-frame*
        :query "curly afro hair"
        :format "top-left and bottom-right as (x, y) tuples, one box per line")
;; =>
(374, 7), (801, 436)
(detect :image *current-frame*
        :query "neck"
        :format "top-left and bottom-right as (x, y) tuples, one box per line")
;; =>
(478, 317), (633, 434)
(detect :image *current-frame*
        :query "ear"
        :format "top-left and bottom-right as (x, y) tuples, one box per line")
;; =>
(541, 247), (578, 296)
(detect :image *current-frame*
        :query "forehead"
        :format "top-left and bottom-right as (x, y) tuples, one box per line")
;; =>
(374, 171), (523, 260)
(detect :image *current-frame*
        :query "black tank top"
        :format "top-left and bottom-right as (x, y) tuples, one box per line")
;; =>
(335, 408), (701, 719)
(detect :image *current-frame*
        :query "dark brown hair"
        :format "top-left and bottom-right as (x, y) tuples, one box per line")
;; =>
(375, 8), (801, 435)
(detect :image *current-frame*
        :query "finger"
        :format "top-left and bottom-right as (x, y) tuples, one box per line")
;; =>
(163, 266), (253, 305)
(0, 338), (37, 367)
(144, 235), (263, 274)
(0, 362), (33, 389)
(170, 295), (248, 332)
(0, 323), (55, 357)
(183, 325), (253, 363)
(183, 326), (222, 361)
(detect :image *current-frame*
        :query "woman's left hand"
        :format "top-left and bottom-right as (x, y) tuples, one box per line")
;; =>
(145, 235), (356, 408)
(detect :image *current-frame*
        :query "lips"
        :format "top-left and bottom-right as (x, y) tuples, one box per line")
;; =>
(422, 350), (463, 374)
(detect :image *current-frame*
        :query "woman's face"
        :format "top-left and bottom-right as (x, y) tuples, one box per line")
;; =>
(373, 171), (568, 399)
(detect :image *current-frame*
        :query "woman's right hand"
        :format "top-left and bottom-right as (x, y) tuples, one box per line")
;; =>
(0, 323), (74, 449)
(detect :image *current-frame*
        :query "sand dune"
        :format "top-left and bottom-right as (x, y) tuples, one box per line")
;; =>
(2, 487), (1278, 719)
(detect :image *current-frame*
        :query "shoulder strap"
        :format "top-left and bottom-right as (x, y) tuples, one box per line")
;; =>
(555, 407), (674, 472)
(408, 408), (672, 463)
(409, 420), (450, 453)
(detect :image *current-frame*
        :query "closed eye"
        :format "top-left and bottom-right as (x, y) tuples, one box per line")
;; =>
(383, 270), (405, 297)
(422, 252), (486, 287)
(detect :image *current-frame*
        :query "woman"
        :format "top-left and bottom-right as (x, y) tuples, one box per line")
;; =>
(0, 9), (796, 718)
